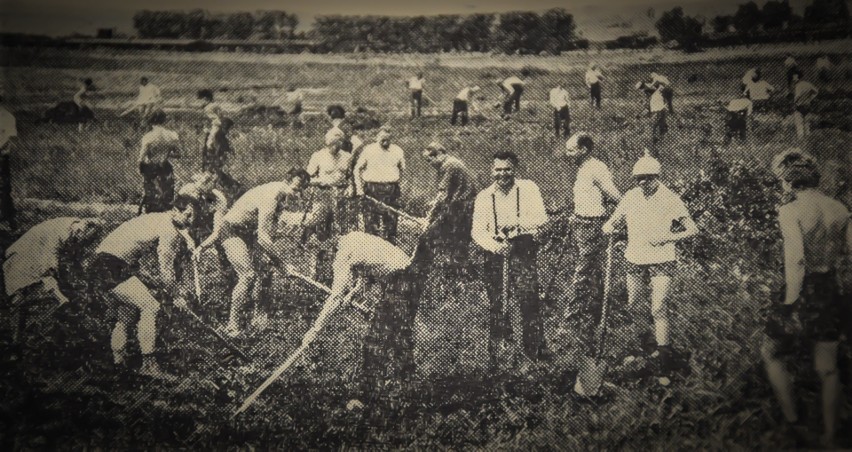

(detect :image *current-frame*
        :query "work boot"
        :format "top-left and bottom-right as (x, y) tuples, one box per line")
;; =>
(139, 355), (177, 381)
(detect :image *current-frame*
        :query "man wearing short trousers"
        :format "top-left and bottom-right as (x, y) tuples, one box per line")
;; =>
(603, 151), (697, 375)
(761, 149), (850, 448)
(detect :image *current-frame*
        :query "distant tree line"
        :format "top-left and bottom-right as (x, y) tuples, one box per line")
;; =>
(656, 0), (851, 51)
(132, 10), (299, 40)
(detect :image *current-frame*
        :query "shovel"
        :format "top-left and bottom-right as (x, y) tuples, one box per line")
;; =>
(576, 237), (614, 397)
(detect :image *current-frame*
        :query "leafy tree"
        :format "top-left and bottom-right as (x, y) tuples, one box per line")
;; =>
(457, 14), (494, 51)
(733, 2), (762, 34)
(762, 1), (793, 30)
(804, 0), (851, 27)
(541, 8), (576, 51)
(225, 12), (255, 40)
(711, 15), (733, 33)
(495, 11), (545, 53)
(655, 7), (705, 51)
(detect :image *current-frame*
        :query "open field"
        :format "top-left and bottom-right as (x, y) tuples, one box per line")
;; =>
(1, 46), (851, 449)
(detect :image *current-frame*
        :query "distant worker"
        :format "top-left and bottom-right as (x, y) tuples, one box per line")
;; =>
(549, 83), (572, 137)
(815, 55), (833, 82)
(791, 71), (819, 139)
(281, 86), (304, 126)
(121, 77), (163, 121)
(650, 72), (674, 114)
(743, 70), (775, 113)
(723, 97), (753, 144)
(451, 85), (480, 126)
(138, 111), (180, 214)
(406, 73), (425, 118)
(784, 53), (799, 97)
(585, 63), (604, 109)
(499, 74), (526, 117)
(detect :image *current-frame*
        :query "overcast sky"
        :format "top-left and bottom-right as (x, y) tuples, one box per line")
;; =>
(0, 0), (817, 41)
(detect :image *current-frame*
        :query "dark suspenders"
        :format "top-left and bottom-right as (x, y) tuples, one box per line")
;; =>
(491, 185), (522, 235)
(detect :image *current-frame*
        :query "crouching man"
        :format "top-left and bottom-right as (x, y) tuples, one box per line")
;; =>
(761, 149), (850, 448)
(3, 217), (103, 341)
(88, 205), (198, 380)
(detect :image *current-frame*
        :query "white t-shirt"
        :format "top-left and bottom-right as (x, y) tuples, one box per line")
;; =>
(471, 180), (548, 253)
(0, 106), (17, 151)
(548, 87), (570, 109)
(585, 69), (603, 86)
(408, 77), (424, 90)
(745, 80), (774, 101)
(502, 76), (524, 91)
(741, 68), (757, 86)
(726, 98), (753, 115)
(355, 142), (406, 184)
(4, 217), (78, 295)
(137, 84), (162, 105)
(649, 89), (667, 112)
(307, 148), (352, 186)
(573, 158), (619, 217)
(611, 184), (691, 265)
(456, 87), (474, 101)
(140, 126), (180, 164)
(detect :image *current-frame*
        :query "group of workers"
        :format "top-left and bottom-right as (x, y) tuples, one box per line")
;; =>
(0, 52), (848, 447)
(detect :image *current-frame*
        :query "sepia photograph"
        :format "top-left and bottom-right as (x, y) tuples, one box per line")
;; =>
(0, 0), (850, 449)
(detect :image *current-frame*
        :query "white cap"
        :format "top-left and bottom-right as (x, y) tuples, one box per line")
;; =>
(564, 132), (592, 157)
(632, 149), (661, 176)
(771, 147), (816, 179)
(325, 127), (345, 146)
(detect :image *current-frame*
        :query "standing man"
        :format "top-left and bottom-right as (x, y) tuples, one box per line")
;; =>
(193, 168), (311, 337)
(791, 71), (819, 139)
(585, 63), (604, 109)
(407, 73), (425, 118)
(762, 149), (849, 448)
(784, 54), (799, 97)
(89, 205), (198, 379)
(4, 218), (103, 341)
(743, 71), (775, 114)
(471, 151), (548, 363)
(0, 96), (17, 231)
(741, 67), (759, 93)
(138, 111), (180, 214)
(354, 129), (406, 243)
(451, 85), (480, 126)
(305, 128), (353, 282)
(650, 72), (674, 114)
(549, 84), (572, 138)
(561, 133), (621, 322)
(135, 77), (163, 120)
(281, 86), (304, 126)
(649, 84), (669, 148)
(499, 75), (526, 117)
(602, 151), (698, 375)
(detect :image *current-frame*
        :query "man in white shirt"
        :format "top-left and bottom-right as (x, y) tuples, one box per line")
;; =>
(602, 151), (698, 375)
(562, 133), (621, 323)
(743, 72), (774, 113)
(649, 85), (669, 146)
(194, 168), (311, 337)
(549, 84), (572, 137)
(762, 149), (849, 448)
(471, 151), (548, 363)
(724, 97), (753, 144)
(138, 111), (180, 214)
(451, 85), (480, 126)
(407, 73), (425, 118)
(0, 98), (17, 230)
(499, 75), (525, 116)
(741, 67), (758, 91)
(354, 129), (406, 243)
(650, 72), (674, 113)
(305, 128), (353, 282)
(585, 63), (604, 109)
(791, 72), (818, 139)
(137, 77), (162, 118)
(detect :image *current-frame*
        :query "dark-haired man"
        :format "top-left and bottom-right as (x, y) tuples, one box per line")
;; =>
(472, 151), (548, 363)
(194, 168), (311, 337)
(762, 149), (850, 448)
(138, 111), (180, 214)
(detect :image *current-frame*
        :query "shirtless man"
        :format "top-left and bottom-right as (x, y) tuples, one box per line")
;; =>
(194, 168), (312, 337)
(4, 217), (103, 341)
(88, 206), (198, 379)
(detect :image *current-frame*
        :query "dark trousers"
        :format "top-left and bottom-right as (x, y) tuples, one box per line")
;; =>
(451, 99), (469, 126)
(139, 161), (174, 214)
(503, 85), (523, 114)
(590, 82), (602, 109)
(553, 106), (571, 137)
(567, 217), (606, 322)
(410, 90), (422, 118)
(482, 235), (542, 360)
(651, 110), (668, 145)
(0, 155), (15, 229)
(724, 112), (748, 144)
(363, 182), (400, 243)
(662, 86), (674, 113)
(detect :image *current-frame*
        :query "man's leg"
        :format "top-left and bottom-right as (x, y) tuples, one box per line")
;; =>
(221, 237), (256, 336)
(110, 303), (134, 365)
(110, 277), (172, 378)
(565, 220), (605, 321)
(0, 155), (16, 230)
(553, 109), (560, 137)
(761, 337), (798, 423)
(649, 274), (671, 347)
(460, 102), (469, 126)
(140, 164), (156, 214)
(794, 111), (805, 139)
(451, 101), (459, 125)
(502, 92), (513, 115)
(482, 253), (504, 368)
(515, 243), (541, 359)
(362, 183), (383, 237)
(563, 108), (571, 137)
(250, 251), (274, 331)
(814, 341), (840, 445)
(159, 163), (175, 211)
(415, 91), (422, 117)
(513, 87), (522, 112)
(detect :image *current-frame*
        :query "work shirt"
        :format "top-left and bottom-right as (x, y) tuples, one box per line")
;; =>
(354, 142), (405, 185)
(573, 157), (620, 217)
(794, 81), (819, 107)
(744, 80), (774, 101)
(73, 86), (93, 107)
(436, 155), (477, 204)
(549, 87), (571, 109)
(778, 189), (851, 303)
(456, 87), (475, 101)
(140, 125), (180, 164)
(408, 77), (424, 90)
(726, 98), (753, 116)
(585, 68), (603, 86)
(137, 83), (162, 105)
(606, 183), (691, 265)
(0, 106), (17, 151)
(471, 179), (548, 254)
(649, 88), (667, 112)
(307, 147), (352, 187)
(4, 217), (79, 295)
(501, 76), (525, 91)
(742, 68), (757, 85)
